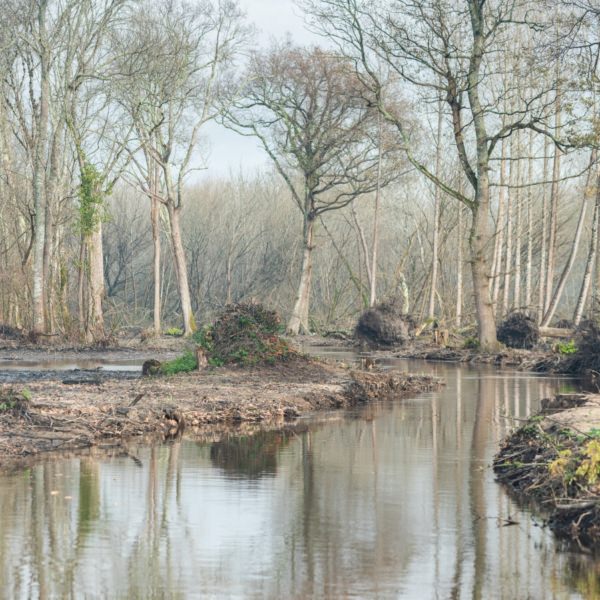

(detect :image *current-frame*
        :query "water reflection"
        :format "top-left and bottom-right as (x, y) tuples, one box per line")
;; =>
(210, 430), (294, 479)
(0, 360), (596, 599)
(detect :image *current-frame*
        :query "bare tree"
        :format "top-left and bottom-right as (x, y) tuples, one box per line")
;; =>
(115, 0), (247, 335)
(301, 0), (565, 350)
(223, 43), (395, 334)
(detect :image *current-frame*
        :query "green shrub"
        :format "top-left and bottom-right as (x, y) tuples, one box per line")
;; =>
(164, 327), (184, 337)
(192, 325), (214, 352)
(199, 303), (295, 366)
(463, 336), (479, 350)
(556, 340), (577, 355)
(160, 351), (197, 375)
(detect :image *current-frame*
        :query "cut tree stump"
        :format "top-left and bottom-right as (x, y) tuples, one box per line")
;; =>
(196, 347), (208, 370)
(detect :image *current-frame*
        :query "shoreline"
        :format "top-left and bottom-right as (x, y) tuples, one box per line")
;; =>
(494, 393), (600, 552)
(0, 358), (440, 470)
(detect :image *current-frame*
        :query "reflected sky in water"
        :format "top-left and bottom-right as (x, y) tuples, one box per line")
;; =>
(0, 359), (596, 599)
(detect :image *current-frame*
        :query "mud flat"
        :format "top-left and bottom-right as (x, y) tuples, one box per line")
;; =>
(494, 393), (600, 552)
(0, 358), (440, 469)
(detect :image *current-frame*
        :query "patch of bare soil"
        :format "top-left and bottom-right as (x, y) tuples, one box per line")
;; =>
(494, 394), (600, 552)
(0, 358), (440, 469)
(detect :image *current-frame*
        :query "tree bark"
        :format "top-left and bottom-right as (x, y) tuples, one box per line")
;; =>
(513, 133), (522, 309)
(31, 1), (50, 335)
(167, 203), (195, 335)
(501, 168), (513, 316)
(369, 112), (383, 308)
(538, 136), (550, 322)
(87, 222), (105, 341)
(428, 99), (443, 320)
(525, 130), (534, 312)
(491, 138), (507, 315)
(541, 151), (594, 327)
(287, 215), (315, 335)
(456, 202), (463, 328)
(545, 92), (562, 312)
(574, 171), (600, 326)
(466, 0), (499, 351)
(151, 192), (161, 336)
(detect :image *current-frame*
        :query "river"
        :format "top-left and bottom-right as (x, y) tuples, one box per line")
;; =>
(0, 356), (597, 599)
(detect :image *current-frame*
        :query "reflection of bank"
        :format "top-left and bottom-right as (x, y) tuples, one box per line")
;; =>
(210, 430), (293, 479)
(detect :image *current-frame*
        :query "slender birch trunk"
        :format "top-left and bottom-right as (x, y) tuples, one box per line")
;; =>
(456, 202), (463, 328)
(501, 168), (513, 316)
(513, 133), (522, 309)
(287, 214), (315, 335)
(525, 130), (534, 312)
(428, 99), (443, 319)
(538, 136), (550, 322)
(574, 170), (600, 326)
(545, 90), (562, 312)
(541, 150), (595, 327)
(167, 203), (195, 335)
(31, 1), (50, 335)
(87, 223), (105, 341)
(491, 138), (507, 314)
(150, 160), (161, 335)
(369, 112), (383, 308)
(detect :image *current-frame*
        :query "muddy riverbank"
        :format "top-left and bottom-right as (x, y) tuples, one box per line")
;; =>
(494, 393), (600, 552)
(0, 358), (440, 469)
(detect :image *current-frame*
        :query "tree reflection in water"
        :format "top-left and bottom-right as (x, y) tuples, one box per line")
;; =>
(210, 430), (293, 479)
(0, 360), (598, 598)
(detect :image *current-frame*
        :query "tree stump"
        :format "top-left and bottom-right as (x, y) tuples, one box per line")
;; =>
(196, 346), (208, 370)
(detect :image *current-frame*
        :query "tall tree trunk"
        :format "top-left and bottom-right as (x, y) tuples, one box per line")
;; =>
(574, 170), (600, 326)
(541, 151), (595, 327)
(545, 92), (562, 312)
(525, 130), (534, 312)
(538, 137), (550, 322)
(151, 194), (161, 336)
(77, 235), (86, 332)
(369, 114), (383, 308)
(491, 138), (507, 314)
(428, 99), (443, 320)
(466, 0), (499, 351)
(31, 1), (50, 335)
(167, 203), (195, 335)
(501, 171), (513, 316)
(287, 215), (315, 335)
(513, 133), (522, 309)
(87, 223), (105, 341)
(469, 199), (497, 350)
(456, 202), (463, 328)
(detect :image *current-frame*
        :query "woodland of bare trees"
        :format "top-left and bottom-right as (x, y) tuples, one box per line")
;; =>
(0, 0), (599, 348)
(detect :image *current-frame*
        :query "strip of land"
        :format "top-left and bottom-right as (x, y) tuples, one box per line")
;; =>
(0, 358), (440, 469)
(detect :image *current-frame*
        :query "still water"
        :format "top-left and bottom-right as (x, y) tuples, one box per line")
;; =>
(1, 359), (598, 599)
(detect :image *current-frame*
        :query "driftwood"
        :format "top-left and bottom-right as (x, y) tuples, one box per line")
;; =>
(539, 326), (574, 339)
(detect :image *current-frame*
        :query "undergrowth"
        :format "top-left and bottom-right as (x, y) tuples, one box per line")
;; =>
(193, 303), (296, 366)
(160, 303), (298, 373)
(160, 351), (197, 375)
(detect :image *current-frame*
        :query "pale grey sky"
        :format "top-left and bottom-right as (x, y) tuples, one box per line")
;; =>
(201, 0), (319, 179)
